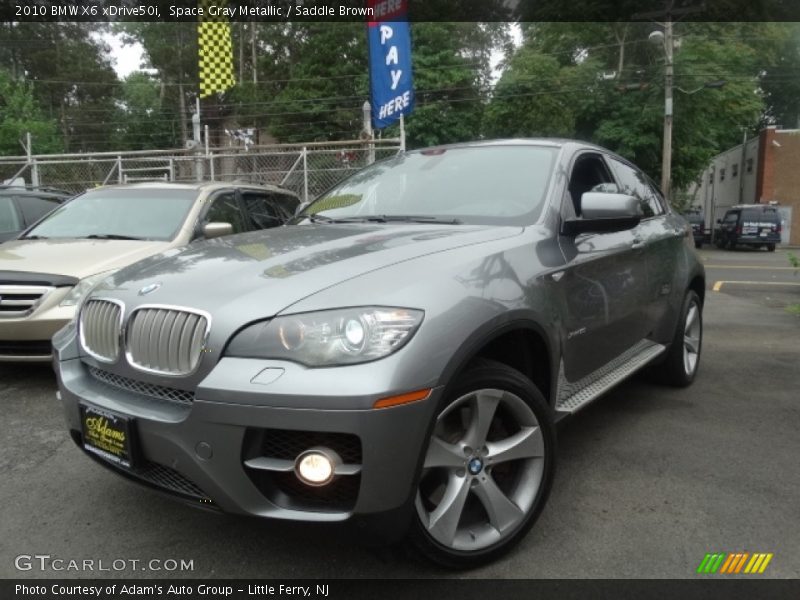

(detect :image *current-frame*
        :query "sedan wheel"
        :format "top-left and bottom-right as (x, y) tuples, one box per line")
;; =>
(652, 289), (703, 387)
(683, 300), (701, 377)
(409, 360), (555, 568)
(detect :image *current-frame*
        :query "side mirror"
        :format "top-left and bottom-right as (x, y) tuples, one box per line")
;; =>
(563, 192), (642, 236)
(590, 182), (620, 194)
(716, 219), (722, 225)
(202, 222), (233, 239)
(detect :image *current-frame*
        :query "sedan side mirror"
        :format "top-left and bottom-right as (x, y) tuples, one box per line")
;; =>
(562, 192), (642, 236)
(203, 222), (234, 239)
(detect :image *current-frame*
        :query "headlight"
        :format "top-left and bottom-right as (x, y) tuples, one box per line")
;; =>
(225, 307), (424, 366)
(59, 270), (118, 307)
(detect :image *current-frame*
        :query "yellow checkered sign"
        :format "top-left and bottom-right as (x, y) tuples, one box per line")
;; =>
(198, 0), (235, 98)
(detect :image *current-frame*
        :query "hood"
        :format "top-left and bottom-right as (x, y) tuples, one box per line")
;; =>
(0, 239), (173, 281)
(102, 223), (523, 321)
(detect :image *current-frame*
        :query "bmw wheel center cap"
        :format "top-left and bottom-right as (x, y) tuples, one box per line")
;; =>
(468, 457), (483, 475)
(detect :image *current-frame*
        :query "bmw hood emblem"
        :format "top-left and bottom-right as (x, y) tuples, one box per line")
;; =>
(138, 282), (162, 296)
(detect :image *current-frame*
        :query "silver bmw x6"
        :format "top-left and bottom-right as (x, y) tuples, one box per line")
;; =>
(54, 139), (705, 568)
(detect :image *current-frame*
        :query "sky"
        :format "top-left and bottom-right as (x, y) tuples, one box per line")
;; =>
(103, 33), (145, 77)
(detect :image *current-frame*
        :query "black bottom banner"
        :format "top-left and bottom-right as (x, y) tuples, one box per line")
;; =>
(3, 579), (799, 600)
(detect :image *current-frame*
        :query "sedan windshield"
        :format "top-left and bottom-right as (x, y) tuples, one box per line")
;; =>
(300, 145), (558, 225)
(24, 188), (197, 241)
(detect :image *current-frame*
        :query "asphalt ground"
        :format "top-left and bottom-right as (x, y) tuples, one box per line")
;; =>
(0, 247), (798, 579)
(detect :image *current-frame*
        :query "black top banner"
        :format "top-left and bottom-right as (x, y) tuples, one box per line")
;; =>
(2, 0), (800, 22)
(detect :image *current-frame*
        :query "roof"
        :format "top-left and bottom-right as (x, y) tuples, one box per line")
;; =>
(409, 137), (626, 159)
(0, 185), (72, 198)
(729, 204), (779, 210)
(93, 180), (298, 197)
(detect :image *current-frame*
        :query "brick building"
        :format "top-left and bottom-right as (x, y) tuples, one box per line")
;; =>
(693, 127), (799, 245)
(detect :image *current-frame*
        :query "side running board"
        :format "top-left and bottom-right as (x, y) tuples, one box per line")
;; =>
(555, 339), (666, 414)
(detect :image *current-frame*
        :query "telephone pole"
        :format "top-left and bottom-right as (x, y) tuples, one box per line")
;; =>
(636, 1), (703, 201)
(661, 18), (674, 201)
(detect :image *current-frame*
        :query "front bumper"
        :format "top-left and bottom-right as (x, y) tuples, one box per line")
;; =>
(56, 353), (441, 529)
(736, 234), (780, 246)
(0, 289), (74, 361)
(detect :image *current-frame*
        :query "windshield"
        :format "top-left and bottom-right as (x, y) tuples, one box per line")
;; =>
(25, 188), (197, 241)
(299, 145), (558, 225)
(684, 213), (703, 224)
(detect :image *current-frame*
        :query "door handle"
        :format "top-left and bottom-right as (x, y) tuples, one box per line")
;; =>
(631, 238), (645, 249)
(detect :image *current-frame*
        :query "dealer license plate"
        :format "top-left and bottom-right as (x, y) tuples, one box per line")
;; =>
(79, 404), (137, 469)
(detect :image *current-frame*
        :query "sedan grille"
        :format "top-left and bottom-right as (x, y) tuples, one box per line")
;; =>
(0, 285), (53, 318)
(126, 307), (209, 375)
(79, 299), (123, 362)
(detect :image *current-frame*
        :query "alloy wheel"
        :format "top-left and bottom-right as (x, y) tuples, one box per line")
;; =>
(683, 301), (702, 376)
(415, 388), (546, 552)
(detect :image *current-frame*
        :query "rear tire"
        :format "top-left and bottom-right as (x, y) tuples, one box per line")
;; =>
(653, 290), (703, 387)
(727, 239), (737, 250)
(767, 243), (776, 252)
(407, 359), (556, 569)
(695, 241), (702, 249)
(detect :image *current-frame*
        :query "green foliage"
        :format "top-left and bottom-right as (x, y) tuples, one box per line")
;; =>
(489, 22), (776, 192)
(0, 23), (118, 153)
(111, 72), (181, 150)
(0, 69), (62, 155)
(484, 48), (576, 138)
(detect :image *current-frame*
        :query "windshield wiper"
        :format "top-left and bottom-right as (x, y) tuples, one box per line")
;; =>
(304, 213), (336, 224)
(378, 215), (461, 225)
(82, 234), (146, 241)
(21, 235), (48, 240)
(306, 214), (461, 225)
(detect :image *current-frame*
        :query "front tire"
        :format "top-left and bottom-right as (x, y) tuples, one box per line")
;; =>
(407, 359), (556, 569)
(767, 243), (776, 252)
(654, 290), (703, 387)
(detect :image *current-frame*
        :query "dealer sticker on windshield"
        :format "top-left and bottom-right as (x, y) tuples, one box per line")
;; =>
(79, 404), (136, 469)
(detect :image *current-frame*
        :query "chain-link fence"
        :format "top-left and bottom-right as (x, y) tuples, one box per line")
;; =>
(0, 139), (403, 201)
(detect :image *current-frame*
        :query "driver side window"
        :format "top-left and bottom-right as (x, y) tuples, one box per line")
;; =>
(567, 154), (615, 216)
(204, 192), (247, 234)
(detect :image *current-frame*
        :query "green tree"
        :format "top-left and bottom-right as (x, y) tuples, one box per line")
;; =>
(0, 69), (62, 156)
(117, 22), (199, 146)
(111, 72), (181, 151)
(0, 23), (119, 153)
(490, 22), (768, 191)
(484, 48), (577, 138)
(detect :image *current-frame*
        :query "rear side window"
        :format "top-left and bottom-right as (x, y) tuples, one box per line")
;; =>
(723, 212), (739, 224)
(742, 208), (779, 223)
(0, 197), (21, 233)
(241, 191), (288, 229)
(17, 196), (60, 226)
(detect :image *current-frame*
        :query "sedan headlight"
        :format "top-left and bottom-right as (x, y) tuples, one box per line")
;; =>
(59, 270), (118, 307)
(225, 307), (424, 366)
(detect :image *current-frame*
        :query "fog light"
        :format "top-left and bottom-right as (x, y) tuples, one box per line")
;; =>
(295, 448), (339, 486)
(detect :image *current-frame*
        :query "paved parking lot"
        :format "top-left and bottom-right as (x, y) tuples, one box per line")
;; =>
(1, 247), (798, 579)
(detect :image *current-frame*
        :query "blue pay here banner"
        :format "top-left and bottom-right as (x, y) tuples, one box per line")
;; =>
(367, 0), (414, 129)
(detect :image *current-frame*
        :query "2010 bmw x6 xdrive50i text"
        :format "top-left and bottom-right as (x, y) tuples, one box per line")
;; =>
(54, 140), (705, 568)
